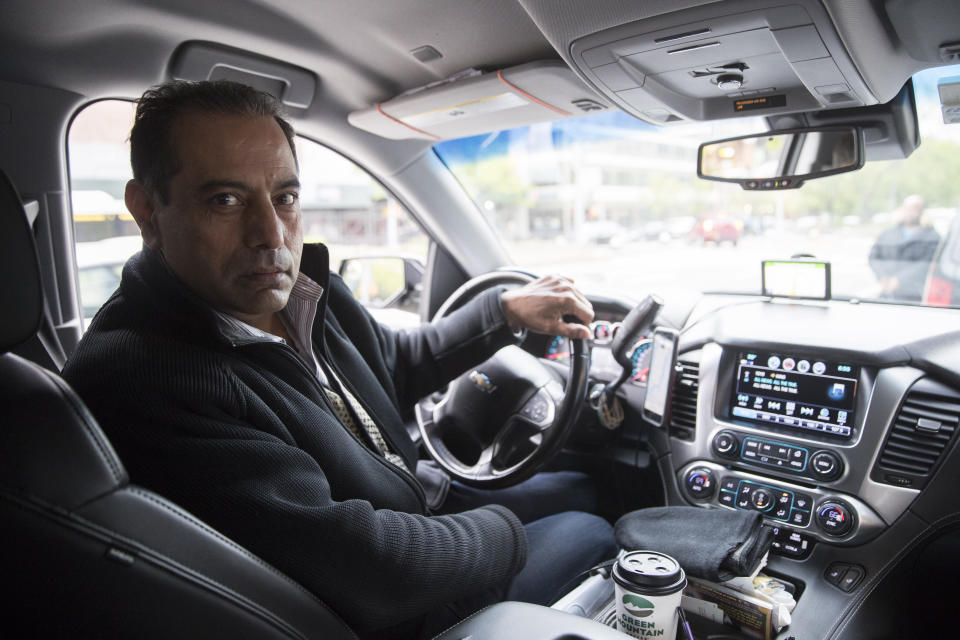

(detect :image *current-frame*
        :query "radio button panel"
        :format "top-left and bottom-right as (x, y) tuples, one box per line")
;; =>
(711, 431), (846, 483)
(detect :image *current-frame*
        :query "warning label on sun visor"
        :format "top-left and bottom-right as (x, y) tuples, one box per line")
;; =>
(401, 92), (529, 129)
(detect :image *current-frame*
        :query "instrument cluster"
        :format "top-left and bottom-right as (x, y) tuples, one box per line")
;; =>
(544, 320), (653, 385)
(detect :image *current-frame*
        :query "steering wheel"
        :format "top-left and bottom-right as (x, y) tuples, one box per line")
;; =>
(415, 271), (591, 489)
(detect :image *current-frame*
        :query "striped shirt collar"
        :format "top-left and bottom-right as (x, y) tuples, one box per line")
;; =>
(211, 273), (325, 379)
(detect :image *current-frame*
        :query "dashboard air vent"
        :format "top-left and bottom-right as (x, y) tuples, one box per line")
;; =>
(669, 360), (699, 441)
(875, 385), (960, 489)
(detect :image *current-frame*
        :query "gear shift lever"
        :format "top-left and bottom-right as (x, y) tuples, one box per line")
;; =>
(611, 295), (663, 369)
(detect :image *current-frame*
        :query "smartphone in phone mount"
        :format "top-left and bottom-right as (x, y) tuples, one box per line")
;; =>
(641, 327), (680, 427)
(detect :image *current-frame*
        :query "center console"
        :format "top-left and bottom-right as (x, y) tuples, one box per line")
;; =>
(671, 343), (922, 548)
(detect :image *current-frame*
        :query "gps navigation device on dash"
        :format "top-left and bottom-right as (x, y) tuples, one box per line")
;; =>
(762, 259), (831, 300)
(729, 350), (858, 439)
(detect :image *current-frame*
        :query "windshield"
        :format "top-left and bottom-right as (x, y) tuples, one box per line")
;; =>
(435, 66), (960, 307)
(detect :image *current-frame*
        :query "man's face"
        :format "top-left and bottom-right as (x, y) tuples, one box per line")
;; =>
(144, 111), (302, 329)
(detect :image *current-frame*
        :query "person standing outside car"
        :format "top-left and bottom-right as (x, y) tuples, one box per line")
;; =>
(868, 194), (941, 301)
(62, 80), (616, 639)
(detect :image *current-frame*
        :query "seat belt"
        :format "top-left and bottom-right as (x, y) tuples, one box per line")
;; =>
(36, 302), (68, 370)
(24, 199), (68, 370)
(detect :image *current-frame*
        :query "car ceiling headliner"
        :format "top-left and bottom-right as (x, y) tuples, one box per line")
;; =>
(1, 0), (953, 111)
(0, 0), (953, 176)
(0, 0), (558, 110)
(0, 0), (573, 175)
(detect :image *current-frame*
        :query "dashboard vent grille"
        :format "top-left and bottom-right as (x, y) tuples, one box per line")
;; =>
(876, 388), (960, 488)
(669, 360), (699, 440)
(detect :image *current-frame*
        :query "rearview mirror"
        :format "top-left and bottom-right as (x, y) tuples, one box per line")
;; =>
(698, 126), (864, 190)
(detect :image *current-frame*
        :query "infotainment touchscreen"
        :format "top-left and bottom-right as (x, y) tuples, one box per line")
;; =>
(730, 351), (858, 438)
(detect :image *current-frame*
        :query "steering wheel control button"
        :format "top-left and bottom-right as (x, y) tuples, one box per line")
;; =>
(712, 430), (739, 458)
(811, 450), (843, 480)
(816, 500), (855, 536)
(740, 436), (808, 473)
(684, 467), (716, 501)
(751, 488), (774, 512)
(518, 389), (554, 427)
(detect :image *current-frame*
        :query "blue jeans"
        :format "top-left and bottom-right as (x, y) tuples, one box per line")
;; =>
(417, 508), (617, 638)
(507, 511), (618, 605)
(440, 470), (618, 605)
(439, 470), (605, 524)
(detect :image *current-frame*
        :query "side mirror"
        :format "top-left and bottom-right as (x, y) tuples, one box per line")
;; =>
(338, 256), (424, 314)
(697, 126), (864, 190)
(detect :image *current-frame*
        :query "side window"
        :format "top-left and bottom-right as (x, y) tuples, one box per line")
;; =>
(295, 138), (428, 327)
(68, 100), (140, 328)
(67, 104), (428, 328)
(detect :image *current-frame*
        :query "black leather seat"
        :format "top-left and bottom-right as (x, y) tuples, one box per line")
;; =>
(0, 170), (356, 639)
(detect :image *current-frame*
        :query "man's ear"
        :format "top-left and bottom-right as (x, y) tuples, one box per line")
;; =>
(125, 179), (161, 249)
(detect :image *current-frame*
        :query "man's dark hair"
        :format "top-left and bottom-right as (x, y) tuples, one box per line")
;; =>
(130, 80), (297, 203)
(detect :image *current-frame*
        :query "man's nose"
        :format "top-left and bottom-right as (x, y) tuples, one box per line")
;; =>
(244, 194), (284, 249)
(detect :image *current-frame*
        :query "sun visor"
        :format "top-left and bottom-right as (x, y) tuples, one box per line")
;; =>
(348, 61), (610, 141)
(170, 41), (317, 110)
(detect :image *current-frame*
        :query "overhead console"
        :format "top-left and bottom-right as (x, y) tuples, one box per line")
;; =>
(565, 1), (875, 125)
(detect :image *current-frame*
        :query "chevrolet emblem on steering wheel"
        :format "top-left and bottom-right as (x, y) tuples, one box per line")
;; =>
(469, 370), (497, 394)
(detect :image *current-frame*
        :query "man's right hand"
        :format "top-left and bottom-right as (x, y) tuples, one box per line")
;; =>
(500, 275), (594, 340)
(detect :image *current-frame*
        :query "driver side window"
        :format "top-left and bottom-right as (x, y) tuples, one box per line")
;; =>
(295, 138), (428, 328)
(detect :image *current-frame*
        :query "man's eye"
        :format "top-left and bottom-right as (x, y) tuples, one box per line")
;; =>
(213, 193), (242, 206)
(275, 192), (299, 206)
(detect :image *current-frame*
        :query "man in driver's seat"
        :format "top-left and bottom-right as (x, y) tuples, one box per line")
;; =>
(63, 80), (616, 638)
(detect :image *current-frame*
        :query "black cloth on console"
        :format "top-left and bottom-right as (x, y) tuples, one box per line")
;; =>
(614, 506), (773, 582)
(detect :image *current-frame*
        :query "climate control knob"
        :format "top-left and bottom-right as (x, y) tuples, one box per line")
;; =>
(684, 467), (716, 501)
(816, 499), (855, 537)
(712, 430), (740, 459)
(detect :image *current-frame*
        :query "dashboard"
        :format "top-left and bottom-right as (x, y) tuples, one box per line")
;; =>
(530, 296), (960, 548)
(671, 300), (958, 517)
(661, 296), (960, 637)
(534, 293), (960, 637)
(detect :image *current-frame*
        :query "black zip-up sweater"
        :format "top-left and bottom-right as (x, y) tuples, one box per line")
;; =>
(63, 243), (528, 635)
